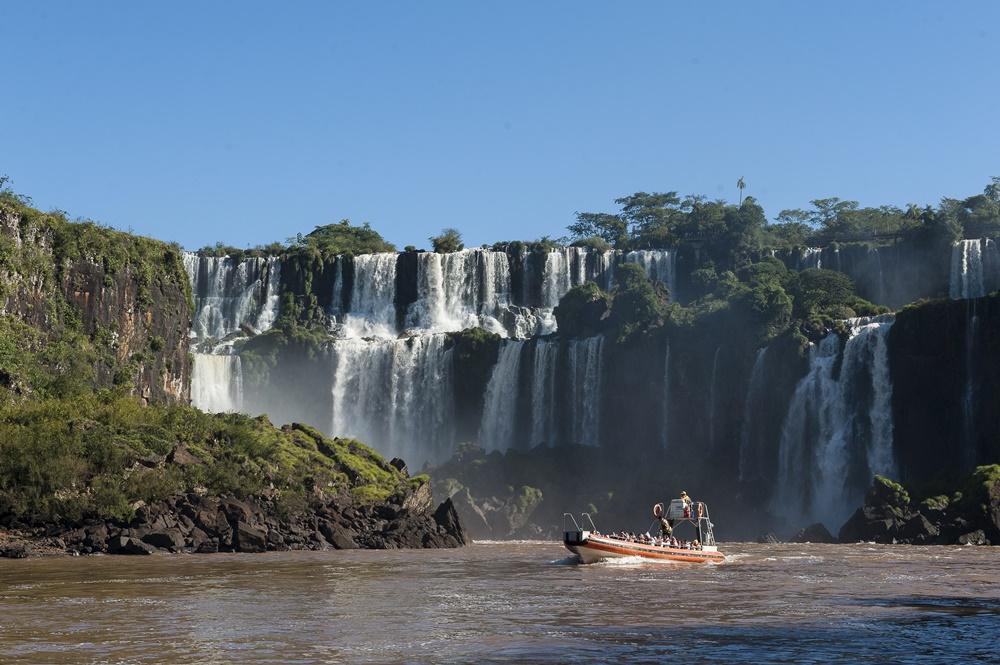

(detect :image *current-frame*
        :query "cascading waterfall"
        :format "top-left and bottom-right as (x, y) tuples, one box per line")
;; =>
(624, 249), (677, 299)
(707, 346), (721, 449)
(950, 239), (1000, 299)
(184, 253), (282, 340)
(479, 335), (605, 452)
(185, 244), (674, 469)
(329, 334), (455, 467)
(529, 339), (559, 448)
(342, 253), (398, 338)
(738, 347), (768, 482)
(799, 247), (823, 270)
(772, 315), (897, 530)
(407, 249), (514, 337)
(566, 336), (604, 447)
(479, 341), (526, 452)
(191, 353), (243, 413)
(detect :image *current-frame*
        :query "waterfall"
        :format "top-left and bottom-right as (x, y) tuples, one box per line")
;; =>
(950, 239), (1000, 299)
(184, 253), (283, 340)
(800, 247), (823, 270)
(478, 341), (525, 452)
(406, 250), (512, 336)
(191, 353), (243, 412)
(772, 315), (896, 530)
(738, 347), (768, 482)
(567, 336), (604, 447)
(342, 253), (398, 338)
(707, 346), (721, 449)
(624, 250), (677, 299)
(529, 339), (559, 448)
(479, 334), (604, 451)
(329, 334), (454, 467)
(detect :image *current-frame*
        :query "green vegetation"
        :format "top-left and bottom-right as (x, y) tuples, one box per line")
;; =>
(430, 228), (464, 253)
(553, 282), (610, 338)
(0, 394), (412, 524)
(290, 219), (395, 257)
(0, 183), (190, 405)
(568, 179), (1000, 272)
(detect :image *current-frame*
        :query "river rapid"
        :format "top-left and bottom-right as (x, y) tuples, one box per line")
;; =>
(1, 542), (997, 664)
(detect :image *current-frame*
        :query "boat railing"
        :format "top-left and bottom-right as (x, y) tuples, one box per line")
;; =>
(581, 513), (598, 532)
(562, 513), (582, 533)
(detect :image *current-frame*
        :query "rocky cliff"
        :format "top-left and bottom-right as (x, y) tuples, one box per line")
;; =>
(0, 197), (190, 403)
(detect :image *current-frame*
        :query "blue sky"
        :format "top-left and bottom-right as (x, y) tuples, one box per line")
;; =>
(2, 1), (998, 250)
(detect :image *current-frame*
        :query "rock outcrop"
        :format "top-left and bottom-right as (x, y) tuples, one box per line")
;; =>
(1, 486), (466, 557)
(838, 467), (1000, 545)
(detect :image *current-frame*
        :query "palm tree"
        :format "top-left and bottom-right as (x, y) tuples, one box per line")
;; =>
(737, 177), (746, 206)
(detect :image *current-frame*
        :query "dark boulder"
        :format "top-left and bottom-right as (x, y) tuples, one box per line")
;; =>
(899, 513), (939, 544)
(111, 536), (156, 555)
(234, 522), (268, 553)
(0, 543), (30, 559)
(318, 520), (358, 550)
(141, 529), (186, 551)
(432, 498), (467, 546)
(839, 476), (915, 543)
(389, 458), (409, 476)
(791, 523), (836, 543)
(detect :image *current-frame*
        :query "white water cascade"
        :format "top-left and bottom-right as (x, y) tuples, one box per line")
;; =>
(566, 336), (604, 447)
(479, 341), (526, 452)
(772, 315), (897, 530)
(184, 245), (667, 467)
(949, 239), (1000, 299)
(329, 334), (455, 466)
(624, 250), (677, 298)
(342, 253), (399, 338)
(478, 335), (606, 452)
(190, 353), (244, 413)
(738, 347), (768, 482)
(529, 339), (559, 448)
(184, 253), (282, 340)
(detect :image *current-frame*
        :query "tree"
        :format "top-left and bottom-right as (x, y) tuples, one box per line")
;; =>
(737, 176), (746, 205)
(608, 263), (667, 340)
(554, 282), (611, 337)
(294, 219), (395, 256)
(430, 228), (464, 253)
(568, 212), (628, 248)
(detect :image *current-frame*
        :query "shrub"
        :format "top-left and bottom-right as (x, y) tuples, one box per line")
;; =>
(430, 228), (464, 253)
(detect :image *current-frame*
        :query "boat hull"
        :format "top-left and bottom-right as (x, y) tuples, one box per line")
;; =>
(564, 533), (724, 564)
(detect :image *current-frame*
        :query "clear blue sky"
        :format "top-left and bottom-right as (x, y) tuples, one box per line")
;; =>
(2, 1), (998, 251)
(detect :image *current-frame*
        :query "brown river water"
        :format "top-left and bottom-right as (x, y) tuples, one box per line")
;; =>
(1, 542), (997, 664)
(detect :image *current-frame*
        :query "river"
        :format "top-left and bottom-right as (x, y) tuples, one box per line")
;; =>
(1, 542), (997, 663)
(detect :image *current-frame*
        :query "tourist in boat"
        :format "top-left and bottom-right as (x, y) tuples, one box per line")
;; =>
(659, 515), (673, 539)
(692, 539), (701, 550)
(680, 491), (693, 518)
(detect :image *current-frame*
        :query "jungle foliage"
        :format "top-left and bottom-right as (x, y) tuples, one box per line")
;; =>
(0, 394), (411, 525)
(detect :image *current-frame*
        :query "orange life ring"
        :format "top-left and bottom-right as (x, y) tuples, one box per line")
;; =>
(652, 502), (664, 518)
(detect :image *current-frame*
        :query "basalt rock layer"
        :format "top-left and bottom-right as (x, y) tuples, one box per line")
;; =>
(1, 491), (465, 557)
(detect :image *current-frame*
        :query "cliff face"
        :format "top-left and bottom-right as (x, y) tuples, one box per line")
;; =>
(0, 201), (191, 404)
(890, 294), (1000, 487)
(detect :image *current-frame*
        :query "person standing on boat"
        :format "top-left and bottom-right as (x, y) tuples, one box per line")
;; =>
(659, 515), (672, 539)
(680, 491), (693, 519)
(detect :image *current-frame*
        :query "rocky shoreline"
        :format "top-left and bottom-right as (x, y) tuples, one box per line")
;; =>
(0, 483), (465, 559)
(760, 466), (1000, 546)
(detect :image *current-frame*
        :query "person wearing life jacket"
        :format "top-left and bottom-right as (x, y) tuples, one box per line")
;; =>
(680, 490), (693, 518)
